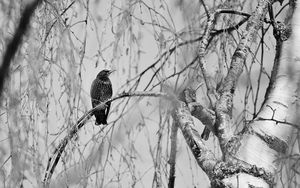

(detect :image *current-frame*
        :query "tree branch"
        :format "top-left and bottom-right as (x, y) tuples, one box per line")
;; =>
(0, 0), (42, 98)
(43, 91), (174, 185)
(168, 121), (178, 188)
(172, 101), (218, 179)
(215, 0), (274, 155)
(180, 88), (216, 138)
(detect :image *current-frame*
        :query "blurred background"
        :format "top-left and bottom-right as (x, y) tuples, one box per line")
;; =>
(0, 0), (298, 187)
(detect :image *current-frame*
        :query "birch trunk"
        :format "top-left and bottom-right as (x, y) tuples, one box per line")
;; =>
(220, 1), (300, 187)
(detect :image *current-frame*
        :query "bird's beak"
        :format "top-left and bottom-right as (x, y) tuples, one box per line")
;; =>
(108, 70), (115, 75)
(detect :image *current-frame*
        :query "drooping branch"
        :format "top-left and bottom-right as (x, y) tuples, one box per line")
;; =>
(43, 1), (76, 43)
(0, 0), (42, 98)
(123, 7), (251, 93)
(43, 91), (174, 185)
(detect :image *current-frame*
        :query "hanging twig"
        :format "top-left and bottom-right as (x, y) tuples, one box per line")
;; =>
(168, 121), (178, 188)
(43, 91), (174, 185)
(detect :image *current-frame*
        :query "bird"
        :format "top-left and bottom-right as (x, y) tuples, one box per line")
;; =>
(180, 87), (211, 140)
(90, 69), (113, 125)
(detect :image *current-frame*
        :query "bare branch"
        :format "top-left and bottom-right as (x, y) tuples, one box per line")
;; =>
(172, 101), (218, 178)
(168, 121), (178, 188)
(43, 91), (174, 185)
(215, 0), (274, 154)
(43, 1), (76, 43)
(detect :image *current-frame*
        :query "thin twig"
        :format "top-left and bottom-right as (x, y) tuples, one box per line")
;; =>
(168, 121), (178, 188)
(43, 91), (174, 185)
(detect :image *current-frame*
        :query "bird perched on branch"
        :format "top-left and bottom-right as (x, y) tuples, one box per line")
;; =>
(90, 69), (114, 125)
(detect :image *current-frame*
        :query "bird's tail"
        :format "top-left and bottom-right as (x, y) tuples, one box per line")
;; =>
(94, 110), (107, 125)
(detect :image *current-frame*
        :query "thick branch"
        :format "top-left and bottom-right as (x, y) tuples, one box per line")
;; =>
(180, 88), (216, 140)
(215, 0), (273, 154)
(172, 101), (218, 179)
(229, 1), (299, 180)
(196, 8), (251, 140)
(197, 7), (218, 105)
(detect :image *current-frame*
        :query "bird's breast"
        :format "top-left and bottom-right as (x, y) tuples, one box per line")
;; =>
(90, 78), (113, 102)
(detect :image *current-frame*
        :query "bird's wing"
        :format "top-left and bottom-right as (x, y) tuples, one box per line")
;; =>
(105, 102), (111, 121)
(104, 80), (112, 120)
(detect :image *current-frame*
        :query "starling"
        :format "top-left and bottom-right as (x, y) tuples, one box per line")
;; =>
(90, 69), (113, 125)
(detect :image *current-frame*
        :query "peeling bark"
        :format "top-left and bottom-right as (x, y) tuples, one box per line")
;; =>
(216, 0), (274, 155)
